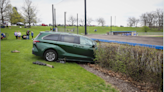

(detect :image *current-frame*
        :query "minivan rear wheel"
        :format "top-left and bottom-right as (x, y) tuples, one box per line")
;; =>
(44, 50), (57, 61)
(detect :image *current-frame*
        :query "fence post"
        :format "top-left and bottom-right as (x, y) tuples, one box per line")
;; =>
(64, 12), (66, 32)
(77, 13), (78, 34)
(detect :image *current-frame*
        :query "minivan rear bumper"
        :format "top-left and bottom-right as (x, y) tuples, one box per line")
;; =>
(32, 45), (41, 56)
(32, 50), (38, 56)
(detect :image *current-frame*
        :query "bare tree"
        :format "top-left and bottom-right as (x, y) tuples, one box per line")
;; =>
(97, 17), (105, 26)
(31, 16), (40, 24)
(87, 17), (93, 26)
(156, 9), (163, 30)
(139, 9), (163, 30)
(127, 17), (134, 27)
(140, 13), (148, 26)
(79, 19), (84, 26)
(135, 19), (139, 27)
(126, 8), (163, 30)
(127, 17), (140, 27)
(22, 0), (38, 27)
(146, 12), (155, 29)
(67, 15), (76, 26)
(5, 4), (13, 24)
(0, 0), (10, 24)
(152, 12), (158, 28)
(132, 17), (136, 26)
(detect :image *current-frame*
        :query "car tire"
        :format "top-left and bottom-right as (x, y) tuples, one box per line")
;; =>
(44, 49), (58, 61)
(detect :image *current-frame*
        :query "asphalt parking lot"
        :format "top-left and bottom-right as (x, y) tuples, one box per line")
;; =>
(85, 34), (163, 46)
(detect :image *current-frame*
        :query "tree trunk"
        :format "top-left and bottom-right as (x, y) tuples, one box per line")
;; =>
(158, 20), (160, 31)
(2, 16), (4, 24)
(29, 22), (31, 28)
(1, 8), (4, 24)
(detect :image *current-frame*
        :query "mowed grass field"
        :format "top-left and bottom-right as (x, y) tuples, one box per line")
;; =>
(1, 26), (118, 92)
(57, 26), (163, 34)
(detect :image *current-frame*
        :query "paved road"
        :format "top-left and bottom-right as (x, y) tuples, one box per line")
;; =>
(85, 34), (163, 46)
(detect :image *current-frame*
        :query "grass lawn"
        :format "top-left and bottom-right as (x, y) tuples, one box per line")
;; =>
(1, 26), (118, 92)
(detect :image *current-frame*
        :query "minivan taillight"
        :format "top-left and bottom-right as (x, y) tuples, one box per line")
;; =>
(33, 40), (40, 44)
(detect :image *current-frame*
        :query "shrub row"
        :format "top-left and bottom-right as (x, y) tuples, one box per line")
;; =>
(94, 42), (163, 90)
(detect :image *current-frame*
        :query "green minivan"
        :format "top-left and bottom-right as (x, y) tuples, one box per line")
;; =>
(32, 32), (97, 63)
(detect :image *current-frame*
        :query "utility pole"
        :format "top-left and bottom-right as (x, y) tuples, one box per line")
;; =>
(111, 16), (112, 31)
(52, 4), (54, 31)
(54, 8), (57, 32)
(115, 16), (116, 27)
(54, 8), (56, 26)
(84, 0), (87, 35)
(77, 13), (78, 34)
(64, 12), (66, 32)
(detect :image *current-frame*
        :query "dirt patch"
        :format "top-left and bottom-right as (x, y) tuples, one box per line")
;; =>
(79, 64), (141, 92)
(79, 63), (159, 92)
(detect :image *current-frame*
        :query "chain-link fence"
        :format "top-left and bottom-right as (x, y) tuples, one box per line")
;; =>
(57, 28), (79, 34)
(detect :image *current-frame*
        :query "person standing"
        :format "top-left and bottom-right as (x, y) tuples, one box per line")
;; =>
(53, 28), (55, 31)
(17, 31), (21, 39)
(14, 31), (18, 39)
(26, 30), (30, 39)
(31, 31), (34, 40)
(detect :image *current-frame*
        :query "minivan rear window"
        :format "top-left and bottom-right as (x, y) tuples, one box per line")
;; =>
(43, 34), (59, 41)
(35, 33), (42, 39)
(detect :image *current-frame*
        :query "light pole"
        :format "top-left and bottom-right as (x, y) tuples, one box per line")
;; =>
(115, 16), (116, 27)
(64, 12), (66, 32)
(54, 8), (57, 32)
(52, 4), (54, 31)
(84, 0), (87, 35)
(77, 13), (78, 34)
(54, 8), (56, 26)
(111, 16), (112, 31)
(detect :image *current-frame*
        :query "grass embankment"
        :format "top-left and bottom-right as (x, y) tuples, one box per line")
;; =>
(1, 26), (118, 92)
(20, 26), (163, 35)
(57, 26), (163, 37)
(94, 42), (163, 91)
(58, 26), (163, 34)
(4, 25), (163, 34)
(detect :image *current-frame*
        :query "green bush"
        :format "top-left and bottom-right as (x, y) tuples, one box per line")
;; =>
(142, 26), (150, 32)
(94, 43), (163, 90)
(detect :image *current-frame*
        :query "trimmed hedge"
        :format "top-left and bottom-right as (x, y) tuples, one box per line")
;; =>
(94, 42), (163, 90)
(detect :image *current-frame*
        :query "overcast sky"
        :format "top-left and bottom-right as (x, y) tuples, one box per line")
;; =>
(11, 0), (163, 26)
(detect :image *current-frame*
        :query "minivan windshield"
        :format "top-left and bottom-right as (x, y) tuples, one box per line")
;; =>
(80, 37), (93, 46)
